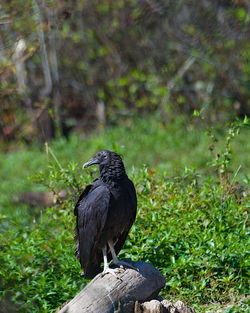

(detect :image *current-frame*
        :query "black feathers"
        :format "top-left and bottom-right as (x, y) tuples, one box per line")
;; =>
(74, 150), (137, 279)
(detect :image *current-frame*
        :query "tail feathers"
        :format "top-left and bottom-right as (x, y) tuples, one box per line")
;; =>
(76, 242), (102, 278)
(83, 263), (102, 279)
(79, 244), (101, 279)
(77, 246), (102, 279)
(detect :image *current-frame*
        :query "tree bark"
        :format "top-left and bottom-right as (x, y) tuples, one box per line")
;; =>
(56, 261), (165, 313)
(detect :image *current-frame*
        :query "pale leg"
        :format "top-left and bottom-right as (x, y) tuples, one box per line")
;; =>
(101, 245), (120, 278)
(102, 245), (109, 271)
(107, 240), (137, 270)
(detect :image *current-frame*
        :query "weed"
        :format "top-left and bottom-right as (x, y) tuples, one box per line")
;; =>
(0, 116), (249, 312)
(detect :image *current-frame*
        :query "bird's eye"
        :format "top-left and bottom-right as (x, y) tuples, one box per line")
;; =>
(103, 154), (107, 159)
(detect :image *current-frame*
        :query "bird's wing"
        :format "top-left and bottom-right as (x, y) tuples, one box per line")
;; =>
(75, 182), (110, 275)
(111, 178), (137, 259)
(74, 178), (99, 216)
(127, 178), (137, 220)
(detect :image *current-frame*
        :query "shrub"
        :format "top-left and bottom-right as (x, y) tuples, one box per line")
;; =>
(0, 118), (249, 312)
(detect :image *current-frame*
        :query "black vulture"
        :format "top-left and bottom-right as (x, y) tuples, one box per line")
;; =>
(74, 150), (137, 279)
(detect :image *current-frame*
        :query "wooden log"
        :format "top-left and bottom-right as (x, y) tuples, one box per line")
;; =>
(57, 260), (165, 313)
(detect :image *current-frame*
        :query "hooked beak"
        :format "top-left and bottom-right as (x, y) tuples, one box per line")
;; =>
(83, 157), (99, 169)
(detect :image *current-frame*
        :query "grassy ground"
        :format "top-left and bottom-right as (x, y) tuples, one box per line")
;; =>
(0, 116), (249, 312)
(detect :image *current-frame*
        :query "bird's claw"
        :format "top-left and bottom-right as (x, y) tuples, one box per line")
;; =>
(101, 267), (123, 280)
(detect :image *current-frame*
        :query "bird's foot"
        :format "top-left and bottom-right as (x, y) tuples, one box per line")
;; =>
(113, 259), (138, 271)
(100, 266), (123, 279)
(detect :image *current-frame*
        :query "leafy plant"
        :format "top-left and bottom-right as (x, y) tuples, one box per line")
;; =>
(0, 117), (249, 312)
(208, 117), (250, 183)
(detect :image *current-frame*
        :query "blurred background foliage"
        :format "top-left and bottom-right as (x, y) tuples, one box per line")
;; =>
(1, 0), (250, 143)
(0, 1), (250, 313)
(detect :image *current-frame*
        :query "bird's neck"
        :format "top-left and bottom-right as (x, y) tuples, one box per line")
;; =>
(100, 164), (127, 185)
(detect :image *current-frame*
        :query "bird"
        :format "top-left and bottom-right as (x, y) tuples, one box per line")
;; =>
(74, 150), (137, 279)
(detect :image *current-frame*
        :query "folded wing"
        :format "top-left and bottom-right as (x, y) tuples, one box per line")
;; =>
(74, 181), (110, 278)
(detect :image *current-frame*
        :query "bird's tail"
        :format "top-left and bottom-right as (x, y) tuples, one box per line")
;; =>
(83, 263), (102, 279)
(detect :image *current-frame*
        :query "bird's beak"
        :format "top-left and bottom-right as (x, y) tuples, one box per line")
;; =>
(83, 157), (99, 169)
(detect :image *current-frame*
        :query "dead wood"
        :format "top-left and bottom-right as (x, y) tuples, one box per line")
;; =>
(56, 260), (165, 313)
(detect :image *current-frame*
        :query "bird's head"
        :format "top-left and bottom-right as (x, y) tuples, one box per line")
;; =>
(83, 150), (126, 181)
(83, 150), (112, 168)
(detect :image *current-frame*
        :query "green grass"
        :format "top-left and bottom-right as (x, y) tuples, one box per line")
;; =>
(0, 116), (249, 312)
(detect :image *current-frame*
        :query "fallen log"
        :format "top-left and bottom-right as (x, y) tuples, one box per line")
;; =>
(16, 190), (67, 207)
(56, 260), (165, 313)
